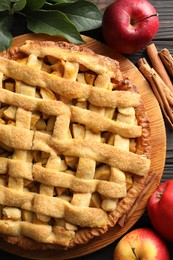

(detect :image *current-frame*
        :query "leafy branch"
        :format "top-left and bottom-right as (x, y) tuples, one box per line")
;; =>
(0, 0), (103, 51)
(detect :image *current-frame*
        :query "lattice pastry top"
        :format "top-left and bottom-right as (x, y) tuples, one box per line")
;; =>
(0, 40), (151, 249)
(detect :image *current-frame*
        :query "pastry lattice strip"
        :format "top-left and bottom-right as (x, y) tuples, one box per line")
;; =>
(102, 106), (137, 211)
(0, 125), (150, 175)
(0, 89), (142, 138)
(0, 56), (141, 108)
(19, 40), (121, 78)
(71, 73), (113, 208)
(0, 158), (127, 198)
(2, 54), (43, 223)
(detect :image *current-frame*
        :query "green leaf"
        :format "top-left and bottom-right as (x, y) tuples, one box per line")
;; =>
(0, 0), (11, 11)
(47, 0), (77, 4)
(26, 10), (85, 44)
(0, 14), (13, 51)
(43, 0), (83, 9)
(26, 0), (46, 10)
(57, 0), (103, 32)
(10, 0), (27, 14)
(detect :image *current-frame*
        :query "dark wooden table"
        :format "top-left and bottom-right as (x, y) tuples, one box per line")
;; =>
(1, 0), (173, 259)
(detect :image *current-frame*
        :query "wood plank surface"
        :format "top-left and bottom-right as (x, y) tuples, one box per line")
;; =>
(0, 33), (166, 260)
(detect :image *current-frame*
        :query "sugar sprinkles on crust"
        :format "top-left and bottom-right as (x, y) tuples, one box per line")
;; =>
(0, 40), (151, 249)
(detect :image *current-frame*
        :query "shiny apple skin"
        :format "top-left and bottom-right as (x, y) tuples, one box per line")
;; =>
(102, 0), (159, 54)
(147, 180), (173, 243)
(113, 228), (170, 260)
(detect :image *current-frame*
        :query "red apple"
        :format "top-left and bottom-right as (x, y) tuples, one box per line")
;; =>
(102, 0), (159, 54)
(113, 228), (170, 260)
(147, 180), (173, 243)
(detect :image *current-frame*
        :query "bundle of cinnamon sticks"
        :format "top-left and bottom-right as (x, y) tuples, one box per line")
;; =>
(137, 43), (173, 128)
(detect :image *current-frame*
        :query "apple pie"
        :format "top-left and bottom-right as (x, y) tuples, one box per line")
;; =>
(0, 40), (151, 250)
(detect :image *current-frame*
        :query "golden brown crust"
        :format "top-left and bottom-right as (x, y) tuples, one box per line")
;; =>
(0, 40), (151, 250)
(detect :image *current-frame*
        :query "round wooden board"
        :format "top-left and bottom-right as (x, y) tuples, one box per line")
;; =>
(0, 34), (166, 259)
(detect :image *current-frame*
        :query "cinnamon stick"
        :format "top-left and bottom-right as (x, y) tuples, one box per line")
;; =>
(137, 58), (173, 128)
(137, 58), (173, 106)
(146, 43), (173, 92)
(159, 48), (173, 77)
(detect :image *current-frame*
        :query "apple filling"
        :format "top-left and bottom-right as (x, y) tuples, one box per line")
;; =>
(0, 40), (151, 249)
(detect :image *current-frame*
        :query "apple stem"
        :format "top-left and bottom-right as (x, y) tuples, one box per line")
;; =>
(132, 247), (140, 260)
(131, 13), (159, 25)
(157, 191), (163, 198)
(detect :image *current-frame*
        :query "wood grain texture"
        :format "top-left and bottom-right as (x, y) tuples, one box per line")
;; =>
(0, 33), (166, 259)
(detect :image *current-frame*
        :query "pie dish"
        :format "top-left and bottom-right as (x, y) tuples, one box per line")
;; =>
(0, 39), (151, 250)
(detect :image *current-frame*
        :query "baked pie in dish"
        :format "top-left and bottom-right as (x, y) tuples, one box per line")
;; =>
(0, 40), (151, 249)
